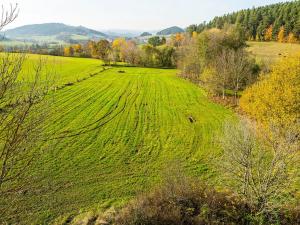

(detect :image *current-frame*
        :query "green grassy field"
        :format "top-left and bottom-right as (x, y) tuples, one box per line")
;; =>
(247, 41), (300, 61)
(1, 56), (235, 224)
(20, 54), (104, 85)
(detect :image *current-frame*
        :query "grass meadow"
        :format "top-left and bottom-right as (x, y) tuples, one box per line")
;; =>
(1, 55), (235, 223)
(247, 41), (300, 61)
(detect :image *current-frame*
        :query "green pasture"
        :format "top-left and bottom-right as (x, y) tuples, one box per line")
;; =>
(1, 56), (234, 223)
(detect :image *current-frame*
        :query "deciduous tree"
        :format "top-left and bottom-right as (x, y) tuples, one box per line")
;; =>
(277, 26), (286, 42)
(219, 120), (299, 218)
(287, 33), (298, 43)
(96, 40), (111, 63)
(0, 5), (53, 193)
(264, 25), (273, 41)
(64, 46), (74, 57)
(240, 54), (300, 133)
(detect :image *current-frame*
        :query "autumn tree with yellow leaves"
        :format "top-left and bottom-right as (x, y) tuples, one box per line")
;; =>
(264, 25), (273, 41)
(240, 54), (300, 133)
(277, 26), (286, 42)
(287, 33), (298, 43)
(64, 46), (74, 57)
(112, 38), (127, 62)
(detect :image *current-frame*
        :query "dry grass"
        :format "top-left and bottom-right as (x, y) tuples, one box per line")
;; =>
(247, 41), (300, 62)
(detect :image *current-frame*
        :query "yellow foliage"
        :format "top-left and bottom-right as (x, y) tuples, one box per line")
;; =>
(209, 28), (221, 34)
(64, 46), (74, 57)
(255, 34), (260, 41)
(112, 38), (126, 49)
(277, 26), (286, 43)
(192, 31), (198, 39)
(287, 33), (298, 43)
(264, 25), (273, 41)
(175, 33), (184, 42)
(112, 38), (127, 61)
(200, 67), (219, 93)
(240, 54), (300, 130)
(73, 44), (82, 53)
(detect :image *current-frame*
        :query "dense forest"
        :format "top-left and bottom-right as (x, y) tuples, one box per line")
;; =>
(187, 1), (300, 42)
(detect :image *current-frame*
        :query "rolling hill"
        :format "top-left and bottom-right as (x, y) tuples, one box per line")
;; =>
(2, 23), (108, 44)
(157, 26), (184, 35)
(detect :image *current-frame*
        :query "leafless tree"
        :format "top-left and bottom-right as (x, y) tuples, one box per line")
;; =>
(218, 119), (299, 218)
(0, 3), (18, 30)
(213, 49), (255, 103)
(226, 49), (254, 104)
(0, 55), (53, 192)
(213, 49), (232, 99)
(0, 5), (53, 194)
(121, 40), (141, 65)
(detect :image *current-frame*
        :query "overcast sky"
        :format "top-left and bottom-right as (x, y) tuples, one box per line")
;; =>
(2, 0), (289, 31)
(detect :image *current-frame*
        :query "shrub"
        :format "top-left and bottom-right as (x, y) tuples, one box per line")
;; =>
(111, 177), (300, 225)
(114, 178), (251, 225)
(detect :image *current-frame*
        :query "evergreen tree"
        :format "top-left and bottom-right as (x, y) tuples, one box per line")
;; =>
(190, 1), (300, 42)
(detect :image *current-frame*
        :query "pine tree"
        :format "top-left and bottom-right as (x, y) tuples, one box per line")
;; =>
(190, 1), (300, 42)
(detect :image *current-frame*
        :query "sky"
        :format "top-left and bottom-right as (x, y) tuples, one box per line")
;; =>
(2, 0), (289, 31)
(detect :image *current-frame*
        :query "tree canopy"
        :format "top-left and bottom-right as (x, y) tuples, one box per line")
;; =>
(187, 1), (300, 42)
(240, 54), (300, 131)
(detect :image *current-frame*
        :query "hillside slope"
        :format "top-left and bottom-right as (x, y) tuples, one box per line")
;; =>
(1, 58), (234, 223)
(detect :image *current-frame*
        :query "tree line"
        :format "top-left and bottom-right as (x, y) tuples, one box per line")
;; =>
(62, 36), (179, 68)
(187, 1), (300, 43)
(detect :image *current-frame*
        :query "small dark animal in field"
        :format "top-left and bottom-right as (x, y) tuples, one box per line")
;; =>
(118, 70), (126, 73)
(65, 82), (74, 86)
(189, 116), (196, 123)
(278, 53), (282, 56)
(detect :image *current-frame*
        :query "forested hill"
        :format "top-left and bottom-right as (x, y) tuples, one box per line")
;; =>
(157, 26), (184, 35)
(187, 1), (300, 42)
(3, 23), (107, 40)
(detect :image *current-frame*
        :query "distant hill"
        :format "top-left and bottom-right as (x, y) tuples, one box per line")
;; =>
(157, 26), (184, 35)
(140, 32), (152, 37)
(2, 23), (108, 44)
(100, 29), (143, 38)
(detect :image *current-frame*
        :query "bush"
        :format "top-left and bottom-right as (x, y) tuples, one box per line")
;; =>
(111, 177), (300, 225)
(114, 178), (251, 225)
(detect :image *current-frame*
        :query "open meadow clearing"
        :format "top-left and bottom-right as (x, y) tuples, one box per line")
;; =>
(1, 56), (234, 223)
(247, 41), (300, 61)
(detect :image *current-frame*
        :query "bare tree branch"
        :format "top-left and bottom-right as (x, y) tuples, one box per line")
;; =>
(0, 3), (18, 31)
